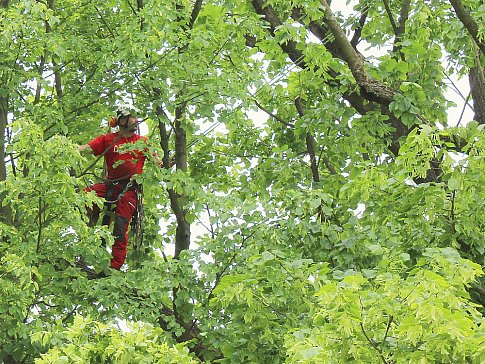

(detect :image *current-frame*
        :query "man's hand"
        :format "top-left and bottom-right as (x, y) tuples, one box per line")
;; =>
(168, 157), (176, 167)
(78, 144), (93, 154)
(155, 154), (175, 168)
(158, 157), (175, 168)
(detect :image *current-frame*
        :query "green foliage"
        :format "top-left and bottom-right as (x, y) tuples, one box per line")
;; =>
(0, 0), (484, 363)
(206, 252), (326, 363)
(33, 315), (198, 363)
(285, 248), (485, 364)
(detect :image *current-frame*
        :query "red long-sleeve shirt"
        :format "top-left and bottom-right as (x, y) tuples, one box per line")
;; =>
(88, 132), (147, 180)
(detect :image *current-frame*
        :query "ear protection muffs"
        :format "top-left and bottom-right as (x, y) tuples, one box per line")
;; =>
(109, 116), (118, 128)
(109, 109), (130, 128)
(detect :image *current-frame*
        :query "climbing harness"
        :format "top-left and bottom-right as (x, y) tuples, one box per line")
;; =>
(100, 179), (135, 226)
(90, 177), (144, 252)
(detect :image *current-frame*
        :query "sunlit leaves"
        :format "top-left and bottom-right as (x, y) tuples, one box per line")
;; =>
(286, 248), (485, 364)
(0, 0), (484, 363)
(34, 315), (198, 363)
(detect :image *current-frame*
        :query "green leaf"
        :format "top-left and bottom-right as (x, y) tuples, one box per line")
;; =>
(448, 177), (460, 190)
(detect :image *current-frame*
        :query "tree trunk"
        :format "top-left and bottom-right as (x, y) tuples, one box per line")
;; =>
(449, 0), (485, 55)
(172, 101), (190, 258)
(0, 0), (11, 225)
(469, 66), (485, 124)
(0, 95), (12, 224)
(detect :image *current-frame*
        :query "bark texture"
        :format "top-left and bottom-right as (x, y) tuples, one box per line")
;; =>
(469, 66), (485, 125)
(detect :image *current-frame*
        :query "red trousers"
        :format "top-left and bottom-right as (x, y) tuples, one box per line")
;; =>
(85, 182), (137, 270)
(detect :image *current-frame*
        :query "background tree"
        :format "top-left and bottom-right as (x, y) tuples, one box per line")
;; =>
(0, 0), (484, 363)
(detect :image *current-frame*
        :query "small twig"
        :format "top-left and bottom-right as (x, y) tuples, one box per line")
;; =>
(444, 72), (474, 110)
(358, 294), (389, 363)
(62, 304), (80, 324)
(456, 92), (471, 127)
(209, 37), (231, 65)
(125, 0), (138, 15)
(36, 196), (43, 254)
(205, 203), (215, 239)
(256, 292), (296, 324)
(400, 282), (418, 304)
(206, 230), (256, 303)
(253, 99), (294, 127)
(381, 315), (394, 346)
(360, 322), (390, 364)
(350, 4), (369, 47)
(382, 0), (399, 35)
(94, 5), (117, 39)
(195, 215), (213, 236)
(33, 300), (58, 308)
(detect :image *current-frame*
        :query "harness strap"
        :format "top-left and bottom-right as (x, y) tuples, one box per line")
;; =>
(101, 183), (116, 226)
(101, 179), (138, 226)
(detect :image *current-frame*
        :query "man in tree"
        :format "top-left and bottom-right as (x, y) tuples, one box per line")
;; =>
(78, 106), (155, 270)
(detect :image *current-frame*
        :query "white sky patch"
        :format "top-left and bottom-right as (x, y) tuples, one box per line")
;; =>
(443, 75), (473, 127)
(353, 203), (366, 218)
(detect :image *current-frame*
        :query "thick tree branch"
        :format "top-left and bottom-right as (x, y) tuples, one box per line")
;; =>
(469, 63), (485, 125)
(158, 304), (215, 360)
(35, 55), (46, 104)
(397, 1), (411, 39)
(295, 97), (321, 183)
(156, 106), (172, 168)
(172, 99), (190, 258)
(244, 34), (257, 48)
(449, 0), (485, 55)
(188, 0), (203, 30)
(253, 99), (293, 127)
(52, 57), (63, 100)
(156, 104), (190, 258)
(320, 0), (397, 104)
(251, 0), (405, 155)
(251, 0), (306, 67)
(249, 0), (453, 183)
(291, 7), (346, 60)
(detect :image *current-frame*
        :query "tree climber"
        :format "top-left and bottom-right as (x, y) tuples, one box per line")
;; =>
(78, 106), (163, 270)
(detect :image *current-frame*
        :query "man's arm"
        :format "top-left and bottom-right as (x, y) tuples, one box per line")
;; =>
(78, 144), (93, 154)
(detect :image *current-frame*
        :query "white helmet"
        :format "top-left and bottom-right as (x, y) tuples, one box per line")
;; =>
(116, 105), (141, 120)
